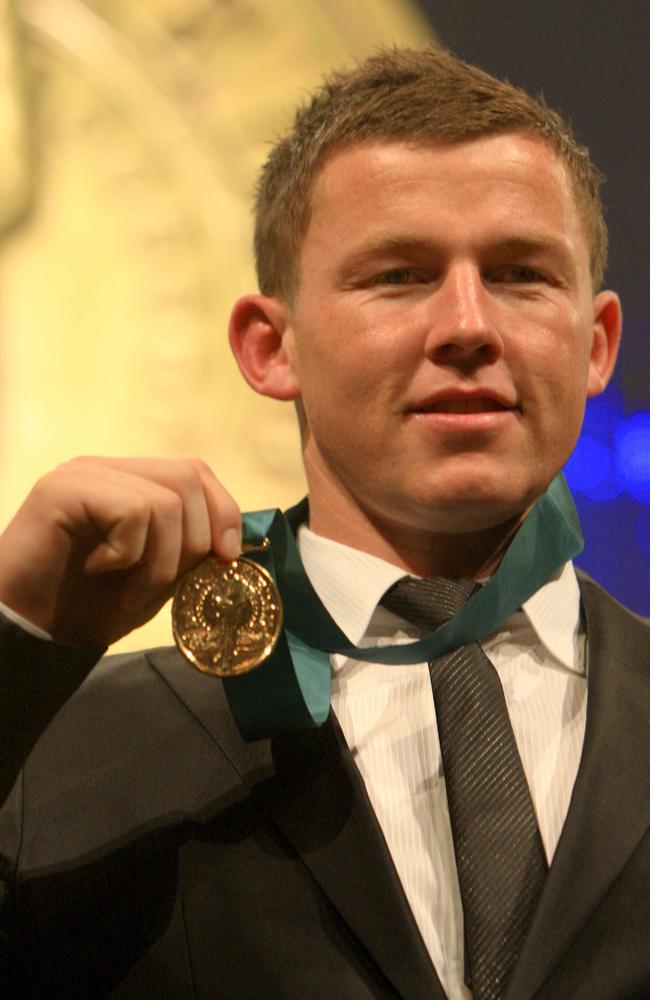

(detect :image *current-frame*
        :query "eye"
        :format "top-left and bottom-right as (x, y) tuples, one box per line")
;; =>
(492, 265), (547, 284)
(371, 267), (426, 286)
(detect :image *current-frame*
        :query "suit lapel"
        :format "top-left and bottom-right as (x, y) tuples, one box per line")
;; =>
(506, 576), (650, 999)
(262, 718), (447, 1000)
(149, 647), (445, 1000)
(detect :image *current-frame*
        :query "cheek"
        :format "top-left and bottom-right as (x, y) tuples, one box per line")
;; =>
(511, 310), (592, 400)
(295, 310), (416, 396)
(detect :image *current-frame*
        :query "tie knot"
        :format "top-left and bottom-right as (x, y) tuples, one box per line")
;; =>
(381, 575), (477, 632)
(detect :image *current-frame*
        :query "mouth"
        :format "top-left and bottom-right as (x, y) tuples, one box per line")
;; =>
(417, 397), (510, 414)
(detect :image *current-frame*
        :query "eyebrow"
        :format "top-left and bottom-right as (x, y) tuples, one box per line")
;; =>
(335, 236), (438, 279)
(336, 231), (577, 279)
(486, 234), (575, 264)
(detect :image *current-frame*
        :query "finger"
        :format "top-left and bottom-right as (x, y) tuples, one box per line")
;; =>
(42, 475), (153, 575)
(80, 457), (230, 566)
(140, 484), (184, 587)
(118, 459), (213, 573)
(116, 488), (184, 611)
(2, 461), (215, 642)
(66, 470), (183, 581)
(196, 462), (242, 559)
(82, 499), (151, 574)
(58, 456), (242, 570)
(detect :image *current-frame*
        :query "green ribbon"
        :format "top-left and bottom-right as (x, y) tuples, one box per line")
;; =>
(223, 474), (583, 741)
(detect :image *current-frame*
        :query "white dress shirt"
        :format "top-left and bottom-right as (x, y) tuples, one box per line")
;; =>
(298, 526), (587, 1000)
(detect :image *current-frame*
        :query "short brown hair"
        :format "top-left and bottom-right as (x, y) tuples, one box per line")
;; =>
(254, 46), (607, 301)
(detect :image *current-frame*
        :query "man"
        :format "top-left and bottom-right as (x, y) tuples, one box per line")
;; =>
(0, 47), (647, 1000)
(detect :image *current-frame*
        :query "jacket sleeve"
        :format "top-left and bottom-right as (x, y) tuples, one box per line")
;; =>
(0, 613), (104, 807)
(0, 614), (105, 992)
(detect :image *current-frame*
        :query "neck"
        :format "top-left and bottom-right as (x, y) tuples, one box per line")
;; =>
(306, 488), (527, 580)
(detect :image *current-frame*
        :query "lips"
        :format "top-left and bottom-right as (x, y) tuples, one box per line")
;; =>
(419, 397), (509, 414)
(409, 389), (516, 415)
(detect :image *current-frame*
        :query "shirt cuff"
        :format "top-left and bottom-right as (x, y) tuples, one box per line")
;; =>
(0, 600), (53, 641)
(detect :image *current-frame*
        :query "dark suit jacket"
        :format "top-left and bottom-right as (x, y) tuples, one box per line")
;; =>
(0, 573), (648, 999)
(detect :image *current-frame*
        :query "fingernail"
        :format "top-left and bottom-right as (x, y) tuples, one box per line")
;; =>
(220, 527), (241, 560)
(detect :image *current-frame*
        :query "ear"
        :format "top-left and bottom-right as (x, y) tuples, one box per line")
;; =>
(586, 290), (622, 398)
(228, 294), (301, 401)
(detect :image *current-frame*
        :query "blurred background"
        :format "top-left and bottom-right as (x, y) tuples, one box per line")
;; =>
(0, 0), (647, 652)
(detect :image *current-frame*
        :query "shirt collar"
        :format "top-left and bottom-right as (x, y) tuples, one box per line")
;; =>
(297, 525), (583, 674)
(518, 559), (583, 673)
(297, 526), (408, 644)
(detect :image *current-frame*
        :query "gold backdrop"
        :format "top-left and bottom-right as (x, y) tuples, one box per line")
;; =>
(0, 0), (433, 651)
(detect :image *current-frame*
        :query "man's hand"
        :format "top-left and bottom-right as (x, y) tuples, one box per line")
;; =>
(0, 457), (242, 647)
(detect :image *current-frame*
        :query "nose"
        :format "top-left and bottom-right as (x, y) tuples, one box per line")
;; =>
(424, 263), (503, 369)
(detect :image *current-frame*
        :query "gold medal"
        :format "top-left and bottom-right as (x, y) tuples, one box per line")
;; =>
(172, 541), (283, 677)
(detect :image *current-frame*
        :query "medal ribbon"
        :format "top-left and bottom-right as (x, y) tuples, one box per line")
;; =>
(222, 474), (583, 740)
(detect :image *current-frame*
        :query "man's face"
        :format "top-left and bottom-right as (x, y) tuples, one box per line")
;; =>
(278, 134), (618, 541)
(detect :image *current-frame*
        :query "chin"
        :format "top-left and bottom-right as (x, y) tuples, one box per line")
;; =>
(400, 480), (541, 535)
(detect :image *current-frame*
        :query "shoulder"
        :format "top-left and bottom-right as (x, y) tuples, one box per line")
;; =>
(576, 569), (650, 630)
(12, 645), (259, 869)
(576, 570), (650, 681)
(29, 642), (250, 782)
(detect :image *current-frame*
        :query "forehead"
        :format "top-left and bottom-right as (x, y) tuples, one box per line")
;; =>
(302, 134), (588, 266)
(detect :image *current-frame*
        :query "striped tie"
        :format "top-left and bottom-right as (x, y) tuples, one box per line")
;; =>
(382, 576), (548, 1000)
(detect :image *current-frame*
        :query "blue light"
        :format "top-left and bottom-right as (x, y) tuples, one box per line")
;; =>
(616, 412), (650, 504)
(635, 510), (650, 557)
(564, 434), (623, 501)
(581, 383), (625, 440)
